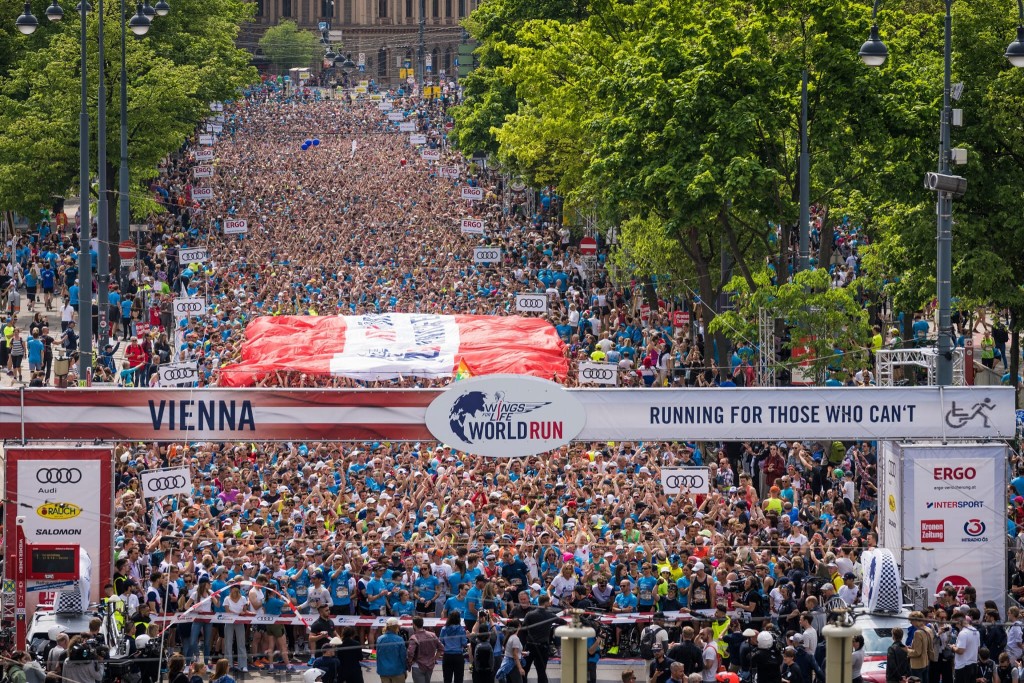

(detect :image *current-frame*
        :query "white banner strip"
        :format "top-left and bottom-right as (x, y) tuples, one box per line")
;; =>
(661, 467), (710, 495)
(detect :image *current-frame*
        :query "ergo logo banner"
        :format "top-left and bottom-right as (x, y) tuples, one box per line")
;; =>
(934, 466), (976, 480)
(424, 374), (586, 458)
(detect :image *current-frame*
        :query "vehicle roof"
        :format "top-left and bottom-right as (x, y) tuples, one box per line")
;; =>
(27, 611), (98, 636)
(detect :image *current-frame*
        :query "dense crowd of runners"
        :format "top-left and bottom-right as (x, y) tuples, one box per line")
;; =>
(1, 79), (1023, 683)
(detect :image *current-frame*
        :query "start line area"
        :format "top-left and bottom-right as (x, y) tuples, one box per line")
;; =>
(0, 379), (1017, 451)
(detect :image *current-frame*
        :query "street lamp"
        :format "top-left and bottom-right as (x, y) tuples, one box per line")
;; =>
(860, 0), (1024, 386)
(45, 0), (63, 20)
(15, 2), (38, 33)
(153, 0), (168, 15)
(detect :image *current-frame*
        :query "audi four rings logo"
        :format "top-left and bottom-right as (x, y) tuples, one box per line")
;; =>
(475, 249), (500, 261)
(36, 468), (82, 484)
(518, 297), (546, 310)
(161, 368), (197, 381)
(664, 474), (706, 489)
(175, 302), (205, 312)
(146, 476), (188, 492)
(581, 367), (615, 380)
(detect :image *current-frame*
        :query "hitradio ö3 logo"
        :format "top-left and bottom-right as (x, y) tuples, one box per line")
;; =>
(425, 375), (587, 458)
(145, 476), (188, 492)
(36, 468), (82, 484)
(36, 502), (82, 520)
(962, 519), (988, 542)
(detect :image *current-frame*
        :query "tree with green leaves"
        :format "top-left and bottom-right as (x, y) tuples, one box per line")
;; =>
(258, 19), (317, 73)
(0, 0), (257, 255)
(710, 269), (873, 384)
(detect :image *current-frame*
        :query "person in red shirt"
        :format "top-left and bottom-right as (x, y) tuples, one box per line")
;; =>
(125, 336), (149, 386)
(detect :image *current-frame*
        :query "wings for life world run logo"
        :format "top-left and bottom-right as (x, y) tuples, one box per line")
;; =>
(448, 391), (552, 443)
(426, 375), (587, 458)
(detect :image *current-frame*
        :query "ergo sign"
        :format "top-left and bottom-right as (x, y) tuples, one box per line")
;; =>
(461, 186), (484, 201)
(223, 219), (248, 235)
(934, 466), (977, 480)
(460, 218), (485, 235)
(191, 187), (213, 200)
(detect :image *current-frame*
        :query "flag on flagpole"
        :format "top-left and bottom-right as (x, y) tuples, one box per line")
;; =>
(453, 358), (473, 381)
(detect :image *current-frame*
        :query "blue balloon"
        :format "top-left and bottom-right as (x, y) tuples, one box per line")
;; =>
(312, 139), (320, 146)
(301, 142), (310, 150)
(304, 139), (313, 145)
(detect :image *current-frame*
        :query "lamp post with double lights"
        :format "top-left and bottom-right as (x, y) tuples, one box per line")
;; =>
(858, 0), (1024, 386)
(16, 0), (158, 381)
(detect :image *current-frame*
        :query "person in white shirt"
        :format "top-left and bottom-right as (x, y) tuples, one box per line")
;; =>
(837, 573), (861, 605)
(952, 612), (980, 679)
(1006, 606), (1024, 663)
(222, 582), (252, 672)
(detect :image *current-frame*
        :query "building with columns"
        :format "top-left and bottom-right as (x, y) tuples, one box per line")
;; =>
(243, 0), (480, 82)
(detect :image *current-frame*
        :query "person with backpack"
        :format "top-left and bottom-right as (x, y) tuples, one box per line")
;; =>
(641, 613), (671, 667)
(408, 617), (444, 683)
(497, 620), (526, 683)
(472, 623), (498, 683)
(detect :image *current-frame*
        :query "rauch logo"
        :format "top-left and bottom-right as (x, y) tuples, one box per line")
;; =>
(425, 375), (587, 458)
(36, 502), (82, 520)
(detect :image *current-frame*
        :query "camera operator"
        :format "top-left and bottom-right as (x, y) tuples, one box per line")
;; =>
(61, 637), (105, 683)
(131, 634), (161, 683)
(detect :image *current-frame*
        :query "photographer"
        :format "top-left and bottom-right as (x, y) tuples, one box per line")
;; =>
(61, 637), (105, 683)
(132, 635), (161, 683)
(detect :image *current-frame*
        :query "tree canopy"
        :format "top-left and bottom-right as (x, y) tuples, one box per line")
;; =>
(258, 19), (317, 72)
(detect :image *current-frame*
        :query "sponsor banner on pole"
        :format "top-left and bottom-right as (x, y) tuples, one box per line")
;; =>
(198, 134), (215, 146)
(877, 440), (902, 556)
(421, 149), (441, 161)
(398, 122), (416, 132)
(140, 466), (193, 499)
(460, 218), (485, 235)
(193, 165), (214, 178)
(223, 219), (248, 234)
(387, 111), (405, 122)
(898, 443), (1006, 611)
(172, 297), (207, 319)
(461, 186), (484, 201)
(516, 293), (548, 314)
(379, 101), (394, 112)
(578, 361), (617, 386)
(660, 467), (710, 495)
(191, 187), (213, 200)
(210, 123), (223, 133)
(194, 149), (215, 162)
(410, 134), (427, 145)
(425, 375), (586, 458)
(178, 247), (208, 264)
(158, 362), (200, 387)
(472, 247), (501, 264)
(439, 166), (459, 179)
(4, 447), (113, 640)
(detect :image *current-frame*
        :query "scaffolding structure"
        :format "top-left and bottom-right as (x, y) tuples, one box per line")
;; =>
(758, 308), (776, 387)
(875, 347), (965, 386)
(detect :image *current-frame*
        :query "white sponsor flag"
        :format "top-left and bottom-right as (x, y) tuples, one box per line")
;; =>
(660, 467), (710, 495)
(140, 466), (193, 499)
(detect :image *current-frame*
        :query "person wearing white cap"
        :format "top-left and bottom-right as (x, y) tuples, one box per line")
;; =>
(687, 563), (714, 612)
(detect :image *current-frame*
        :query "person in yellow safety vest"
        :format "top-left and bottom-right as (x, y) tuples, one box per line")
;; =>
(981, 331), (996, 369)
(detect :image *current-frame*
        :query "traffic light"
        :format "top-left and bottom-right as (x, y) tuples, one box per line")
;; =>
(457, 40), (478, 78)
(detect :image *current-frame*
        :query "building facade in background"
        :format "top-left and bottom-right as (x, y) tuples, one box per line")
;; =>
(243, 0), (480, 82)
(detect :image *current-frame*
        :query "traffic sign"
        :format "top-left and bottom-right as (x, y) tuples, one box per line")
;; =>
(118, 240), (136, 260)
(580, 236), (597, 255)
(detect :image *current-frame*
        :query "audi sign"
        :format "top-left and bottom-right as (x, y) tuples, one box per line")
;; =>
(387, 111), (405, 122)
(461, 218), (485, 235)
(158, 362), (200, 387)
(399, 122), (416, 132)
(210, 123), (223, 133)
(191, 187), (213, 201)
(461, 187), (484, 202)
(516, 294), (548, 314)
(379, 101), (394, 112)
(140, 466), (193, 499)
(473, 247), (501, 264)
(198, 134), (215, 146)
(578, 361), (617, 386)
(422, 149), (441, 161)
(661, 467), (710, 495)
(194, 149), (215, 162)
(193, 165), (214, 178)
(223, 219), (248, 235)
(36, 468), (82, 485)
(172, 297), (208, 319)
(178, 247), (208, 265)
(410, 133), (427, 145)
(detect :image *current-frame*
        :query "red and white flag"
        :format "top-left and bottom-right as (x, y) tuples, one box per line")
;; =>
(219, 314), (568, 386)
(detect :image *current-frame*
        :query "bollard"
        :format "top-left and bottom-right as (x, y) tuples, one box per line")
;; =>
(823, 622), (859, 683)
(555, 612), (595, 683)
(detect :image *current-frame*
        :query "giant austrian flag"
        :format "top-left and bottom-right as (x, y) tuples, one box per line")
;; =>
(218, 314), (568, 386)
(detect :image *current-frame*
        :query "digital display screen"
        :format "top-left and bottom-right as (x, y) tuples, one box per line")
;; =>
(28, 546), (77, 579)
